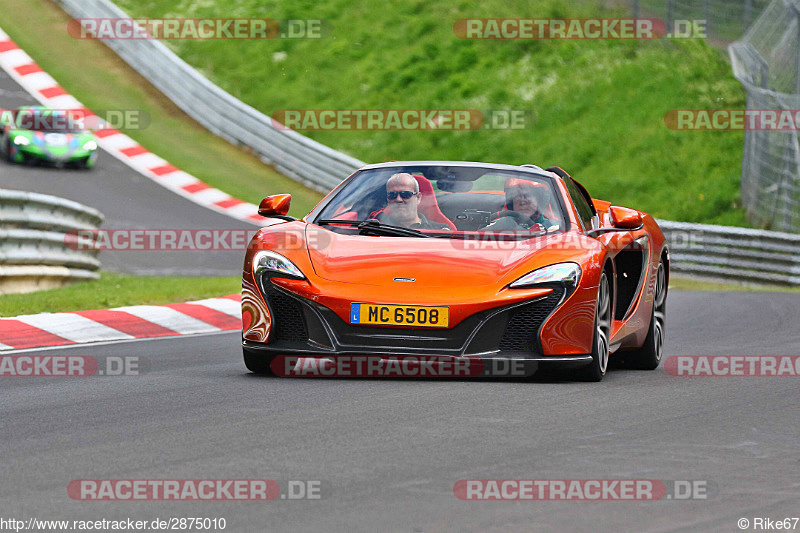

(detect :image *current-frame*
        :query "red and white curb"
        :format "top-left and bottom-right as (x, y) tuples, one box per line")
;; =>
(0, 294), (241, 352)
(0, 27), (266, 225)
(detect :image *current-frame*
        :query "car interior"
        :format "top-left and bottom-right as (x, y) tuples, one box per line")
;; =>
(322, 168), (563, 232)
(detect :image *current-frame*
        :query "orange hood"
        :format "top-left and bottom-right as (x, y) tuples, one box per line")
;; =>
(304, 225), (576, 288)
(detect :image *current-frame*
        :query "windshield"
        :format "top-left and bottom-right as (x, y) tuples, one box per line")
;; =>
(314, 165), (566, 236)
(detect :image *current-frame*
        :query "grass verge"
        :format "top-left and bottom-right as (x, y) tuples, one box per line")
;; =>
(0, 272), (239, 317)
(111, 0), (749, 226)
(0, 0), (324, 218)
(1, 0), (753, 226)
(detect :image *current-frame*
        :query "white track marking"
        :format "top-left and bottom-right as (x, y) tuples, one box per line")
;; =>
(185, 298), (241, 317)
(16, 314), (134, 343)
(112, 306), (220, 335)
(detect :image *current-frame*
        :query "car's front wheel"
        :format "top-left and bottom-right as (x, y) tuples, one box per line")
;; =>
(243, 347), (276, 375)
(578, 272), (611, 382)
(3, 138), (13, 163)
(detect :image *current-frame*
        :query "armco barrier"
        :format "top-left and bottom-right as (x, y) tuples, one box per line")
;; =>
(0, 189), (103, 294)
(658, 220), (800, 286)
(55, 0), (365, 193)
(53, 0), (800, 286)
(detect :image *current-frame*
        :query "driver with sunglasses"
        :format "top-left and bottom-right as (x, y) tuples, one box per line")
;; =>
(377, 173), (451, 230)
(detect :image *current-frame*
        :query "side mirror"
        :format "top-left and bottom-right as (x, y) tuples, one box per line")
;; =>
(258, 194), (294, 220)
(609, 206), (643, 229)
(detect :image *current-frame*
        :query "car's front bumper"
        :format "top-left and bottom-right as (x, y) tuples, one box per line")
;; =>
(243, 339), (592, 366)
(243, 277), (592, 370)
(12, 144), (97, 165)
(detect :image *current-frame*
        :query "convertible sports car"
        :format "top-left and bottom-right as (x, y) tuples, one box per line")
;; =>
(242, 161), (668, 381)
(1, 106), (98, 169)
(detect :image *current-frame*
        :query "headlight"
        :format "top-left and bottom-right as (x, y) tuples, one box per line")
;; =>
(509, 262), (581, 289)
(82, 140), (97, 151)
(13, 135), (30, 146)
(253, 250), (305, 280)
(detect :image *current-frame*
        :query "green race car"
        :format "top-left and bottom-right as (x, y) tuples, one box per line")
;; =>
(1, 106), (98, 169)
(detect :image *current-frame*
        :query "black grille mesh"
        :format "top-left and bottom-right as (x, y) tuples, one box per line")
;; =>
(265, 283), (308, 342)
(498, 287), (565, 352)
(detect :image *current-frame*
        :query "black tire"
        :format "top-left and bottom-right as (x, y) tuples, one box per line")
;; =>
(78, 156), (96, 170)
(623, 260), (667, 370)
(243, 347), (276, 375)
(577, 272), (611, 382)
(4, 138), (13, 163)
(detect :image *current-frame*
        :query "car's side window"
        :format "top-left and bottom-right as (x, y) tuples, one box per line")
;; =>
(563, 178), (595, 231)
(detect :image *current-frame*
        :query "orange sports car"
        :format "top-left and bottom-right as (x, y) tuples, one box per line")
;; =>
(242, 162), (668, 381)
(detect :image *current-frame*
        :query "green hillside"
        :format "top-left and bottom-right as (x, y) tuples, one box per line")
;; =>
(114, 0), (747, 225)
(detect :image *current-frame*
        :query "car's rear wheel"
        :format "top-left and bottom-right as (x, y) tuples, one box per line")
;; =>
(624, 260), (666, 370)
(578, 272), (611, 382)
(243, 347), (276, 375)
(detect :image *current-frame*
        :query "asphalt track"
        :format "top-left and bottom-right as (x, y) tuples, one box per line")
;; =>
(2, 290), (799, 532)
(2, 26), (798, 533)
(0, 67), (259, 276)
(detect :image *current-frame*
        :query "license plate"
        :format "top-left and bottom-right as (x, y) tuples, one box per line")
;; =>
(44, 133), (68, 146)
(350, 303), (449, 328)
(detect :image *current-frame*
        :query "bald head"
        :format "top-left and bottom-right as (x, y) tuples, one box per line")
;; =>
(385, 173), (422, 227)
(387, 173), (419, 193)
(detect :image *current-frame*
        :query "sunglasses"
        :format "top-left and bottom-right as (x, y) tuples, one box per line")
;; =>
(387, 191), (418, 200)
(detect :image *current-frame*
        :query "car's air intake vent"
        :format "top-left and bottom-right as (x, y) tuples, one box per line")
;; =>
(499, 287), (565, 352)
(265, 283), (308, 342)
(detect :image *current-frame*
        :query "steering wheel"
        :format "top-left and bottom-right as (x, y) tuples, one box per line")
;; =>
(491, 210), (534, 226)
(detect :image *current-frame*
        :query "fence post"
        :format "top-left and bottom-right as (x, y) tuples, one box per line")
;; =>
(796, 6), (800, 93)
(789, 131), (800, 230)
(666, 0), (674, 34)
(745, 0), (753, 30)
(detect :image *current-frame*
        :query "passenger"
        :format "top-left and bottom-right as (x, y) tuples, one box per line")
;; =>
(502, 178), (556, 229)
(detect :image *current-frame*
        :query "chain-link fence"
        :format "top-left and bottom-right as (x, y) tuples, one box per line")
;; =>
(730, 0), (800, 232)
(616, 0), (770, 42)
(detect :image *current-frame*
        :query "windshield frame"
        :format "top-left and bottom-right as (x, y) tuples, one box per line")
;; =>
(308, 163), (571, 237)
